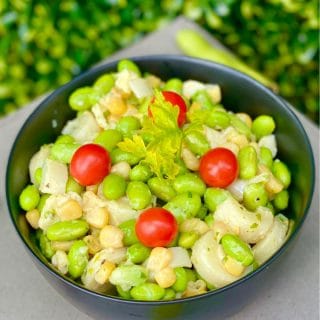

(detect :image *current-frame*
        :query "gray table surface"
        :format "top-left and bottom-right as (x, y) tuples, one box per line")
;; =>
(0, 17), (319, 320)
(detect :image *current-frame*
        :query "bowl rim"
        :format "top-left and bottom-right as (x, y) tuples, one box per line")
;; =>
(6, 54), (315, 305)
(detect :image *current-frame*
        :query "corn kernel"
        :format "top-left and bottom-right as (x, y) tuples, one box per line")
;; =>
(99, 225), (124, 249)
(236, 113), (252, 128)
(85, 207), (109, 229)
(110, 161), (131, 179)
(223, 256), (245, 276)
(182, 280), (207, 298)
(154, 267), (176, 288)
(86, 184), (99, 194)
(51, 240), (74, 252)
(147, 247), (172, 272)
(94, 261), (115, 284)
(181, 146), (200, 171)
(83, 235), (101, 255)
(258, 164), (283, 195)
(25, 208), (40, 229)
(56, 199), (82, 221)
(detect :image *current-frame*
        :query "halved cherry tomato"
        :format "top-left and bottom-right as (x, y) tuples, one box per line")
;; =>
(148, 91), (187, 127)
(135, 207), (178, 247)
(199, 147), (238, 188)
(70, 143), (111, 186)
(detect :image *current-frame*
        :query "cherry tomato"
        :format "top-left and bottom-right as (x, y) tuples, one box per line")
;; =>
(149, 91), (187, 127)
(135, 208), (178, 247)
(199, 147), (238, 188)
(70, 143), (111, 186)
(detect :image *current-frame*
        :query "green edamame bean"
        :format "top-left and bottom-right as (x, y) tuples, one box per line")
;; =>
(178, 231), (199, 249)
(68, 240), (89, 278)
(185, 269), (198, 282)
(164, 192), (201, 223)
(111, 148), (141, 165)
(129, 164), (152, 182)
(272, 159), (291, 189)
(205, 110), (230, 129)
(34, 168), (42, 186)
(50, 142), (79, 164)
(55, 134), (75, 144)
(38, 231), (55, 259)
(116, 116), (141, 137)
(221, 234), (254, 266)
(192, 90), (215, 110)
(163, 78), (183, 94)
(273, 190), (289, 210)
(46, 220), (89, 241)
(229, 114), (251, 138)
(94, 129), (123, 152)
(117, 285), (132, 299)
(93, 74), (114, 94)
(259, 146), (273, 169)
(243, 182), (268, 211)
(37, 194), (50, 212)
(102, 173), (127, 200)
(127, 243), (151, 264)
(184, 130), (210, 156)
(66, 176), (84, 194)
(119, 219), (139, 246)
(252, 115), (276, 139)
(204, 188), (230, 212)
(126, 181), (152, 210)
(238, 145), (258, 180)
(172, 267), (188, 292)
(130, 283), (165, 301)
(266, 202), (276, 215)
(148, 177), (176, 202)
(204, 214), (214, 227)
(196, 205), (208, 219)
(117, 59), (141, 76)
(162, 288), (176, 300)
(173, 173), (206, 196)
(19, 185), (40, 211)
(68, 87), (100, 111)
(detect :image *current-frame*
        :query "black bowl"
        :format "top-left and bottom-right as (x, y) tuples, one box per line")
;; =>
(6, 55), (315, 320)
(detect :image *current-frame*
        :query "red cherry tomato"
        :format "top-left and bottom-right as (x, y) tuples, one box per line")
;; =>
(70, 143), (111, 186)
(199, 147), (238, 188)
(135, 208), (178, 248)
(148, 91), (187, 127)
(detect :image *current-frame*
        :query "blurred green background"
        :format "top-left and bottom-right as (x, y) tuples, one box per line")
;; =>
(0, 0), (318, 123)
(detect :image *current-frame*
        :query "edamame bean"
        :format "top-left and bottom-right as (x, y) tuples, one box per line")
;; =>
(19, 184), (40, 211)
(94, 129), (123, 152)
(129, 164), (152, 181)
(68, 240), (89, 278)
(102, 173), (127, 200)
(272, 159), (291, 189)
(117, 59), (141, 76)
(252, 115), (276, 139)
(111, 148), (141, 165)
(34, 168), (42, 185)
(126, 181), (152, 210)
(148, 177), (176, 202)
(66, 176), (84, 194)
(259, 146), (273, 169)
(221, 234), (254, 266)
(243, 182), (268, 211)
(205, 110), (230, 129)
(184, 130), (210, 156)
(185, 268), (198, 282)
(93, 73), (114, 94)
(192, 90), (215, 110)
(266, 202), (276, 215)
(238, 145), (258, 180)
(196, 205), (208, 219)
(178, 231), (199, 249)
(162, 288), (176, 300)
(119, 219), (139, 246)
(116, 285), (132, 299)
(172, 267), (188, 292)
(164, 192), (201, 223)
(37, 194), (50, 212)
(38, 231), (55, 259)
(163, 78), (183, 94)
(68, 87), (100, 111)
(273, 190), (289, 210)
(127, 243), (151, 264)
(55, 134), (75, 144)
(116, 116), (141, 137)
(130, 283), (165, 301)
(46, 220), (89, 241)
(50, 142), (79, 164)
(204, 188), (230, 212)
(229, 114), (251, 138)
(173, 173), (206, 196)
(204, 214), (214, 227)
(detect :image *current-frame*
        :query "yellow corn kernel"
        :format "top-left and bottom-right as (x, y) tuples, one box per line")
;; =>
(83, 235), (101, 255)
(206, 85), (221, 103)
(236, 112), (252, 128)
(110, 161), (131, 179)
(85, 207), (109, 229)
(147, 247), (173, 272)
(51, 240), (74, 252)
(86, 184), (99, 194)
(56, 199), (82, 221)
(145, 75), (162, 88)
(182, 280), (207, 298)
(258, 164), (283, 195)
(51, 250), (69, 275)
(154, 267), (176, 288)
(226, 130), (248, 149)
(180, 218), (209, 235)
(25, 208), (40, 229)
(223, 256), (245, 277)
(181, 146), (200, 171)
(94, 261), (116, 284)
(99, 225), (124, 249)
